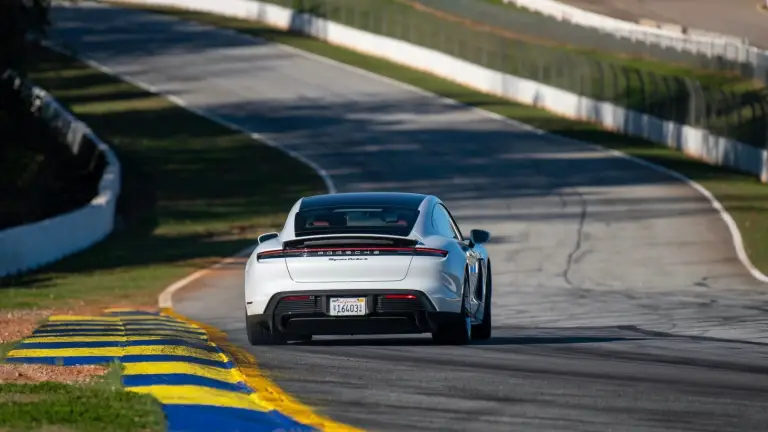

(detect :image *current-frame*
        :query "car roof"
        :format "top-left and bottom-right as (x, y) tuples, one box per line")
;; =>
(298, 192), (430, 211)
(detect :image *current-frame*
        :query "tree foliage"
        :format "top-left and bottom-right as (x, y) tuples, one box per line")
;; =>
(0, 0), (96, 231)
(0, 0), (51, 74)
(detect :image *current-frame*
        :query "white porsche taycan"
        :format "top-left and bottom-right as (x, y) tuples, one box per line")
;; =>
(244, 192), (492, 345)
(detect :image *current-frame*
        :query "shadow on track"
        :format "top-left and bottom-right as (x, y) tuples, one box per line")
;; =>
(291, 327), (647, 347)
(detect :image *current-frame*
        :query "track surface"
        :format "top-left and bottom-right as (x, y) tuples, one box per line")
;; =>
(54, 4), (768, 431)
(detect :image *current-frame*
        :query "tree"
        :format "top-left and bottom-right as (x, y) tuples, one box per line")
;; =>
(0, 0), (51, 75)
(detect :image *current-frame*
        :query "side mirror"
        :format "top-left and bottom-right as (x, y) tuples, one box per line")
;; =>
(257, 232), (279, 244)
(469, 229), (490, 246)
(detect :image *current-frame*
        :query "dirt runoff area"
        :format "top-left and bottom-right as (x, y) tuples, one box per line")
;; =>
(0, 304), (158, 385)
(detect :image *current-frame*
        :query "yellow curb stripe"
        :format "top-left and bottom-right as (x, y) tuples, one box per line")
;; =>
(13, 309), (353, 430)
(48, 315), (122, 322)
(23, 336), (127, 343)
(127, 384), (270, 410)
(7, 347), (122, 358)
(163, 309), (364, 432)
(123, 361), (240, 383)
(42, 321), (193, 328)
(34, 330), (207, 338)
(22, 336), (205, 343)
(120, 316), (188, 322)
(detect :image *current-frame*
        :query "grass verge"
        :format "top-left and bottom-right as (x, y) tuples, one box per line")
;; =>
(0, 366), (165, 432)
(0, 342), (17, 362)
(0, 44), (325, 309)
(2, 344), (164, 432)
(108, 3), (768, 275)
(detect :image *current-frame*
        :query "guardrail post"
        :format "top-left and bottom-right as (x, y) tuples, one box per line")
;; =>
(761, 150), (768, 183)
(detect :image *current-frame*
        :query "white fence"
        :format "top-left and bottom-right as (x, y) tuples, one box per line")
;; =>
(112, 0), (768, 182)
(0, 71), (121, 277)
(503, 0), (768, 81)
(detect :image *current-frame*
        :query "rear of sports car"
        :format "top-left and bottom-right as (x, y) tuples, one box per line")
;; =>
(244, 203), (466, 342)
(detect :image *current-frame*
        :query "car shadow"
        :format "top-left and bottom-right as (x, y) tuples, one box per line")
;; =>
(291, 327), (648, 347)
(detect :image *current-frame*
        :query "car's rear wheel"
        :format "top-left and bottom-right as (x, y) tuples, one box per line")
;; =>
(246, 313), (286, 345)
(472, 260), (492, 340)
(293, 334), (313, 343)
(432, 270), (472, 345)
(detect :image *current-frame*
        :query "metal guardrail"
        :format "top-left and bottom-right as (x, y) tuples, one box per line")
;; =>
(267, 0), (768, 149)
(501, 0), (768, 85)
(412, 0), (762, 86)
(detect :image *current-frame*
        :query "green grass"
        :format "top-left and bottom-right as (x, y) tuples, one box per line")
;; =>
(0, 341), (17, 362)
(0, 45), (325, 309)
(1, 345), (165, 432)
(105, 3), (768, 275)
(0, 367), (165, 432)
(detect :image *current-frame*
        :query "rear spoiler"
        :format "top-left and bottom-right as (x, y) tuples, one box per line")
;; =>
(257, 233), (447, 260)
(282, 234), (419, 249)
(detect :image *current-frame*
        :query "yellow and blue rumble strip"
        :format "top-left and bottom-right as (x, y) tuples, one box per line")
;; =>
(6, 309), (323, 432)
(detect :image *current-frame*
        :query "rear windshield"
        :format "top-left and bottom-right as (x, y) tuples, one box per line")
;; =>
(294, 206), (420, 237)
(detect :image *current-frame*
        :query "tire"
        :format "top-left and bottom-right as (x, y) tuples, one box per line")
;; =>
(293, 334), (313, 343)
(432, 270), (472, 345)
(246, 313), (285, 345)
(472, 260), (492, 341)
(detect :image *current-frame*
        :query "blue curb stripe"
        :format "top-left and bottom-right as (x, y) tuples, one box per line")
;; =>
(32, 328), (206, 336)
(16, 339), (221, 352)
(5, 356), (121, 366)
(162, 405), (317, 432)
(6, 354), (233, 368)
(121, 354), (233, 368)
(123, 373), (252, 393)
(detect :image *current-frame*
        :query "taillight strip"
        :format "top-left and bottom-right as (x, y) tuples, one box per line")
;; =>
(257, 247), (448, 260)
(383, 294), (417, 300)
(413, 248), (449, 258)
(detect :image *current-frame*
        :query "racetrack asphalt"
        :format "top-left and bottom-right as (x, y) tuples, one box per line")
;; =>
(52, 3), (768, 430)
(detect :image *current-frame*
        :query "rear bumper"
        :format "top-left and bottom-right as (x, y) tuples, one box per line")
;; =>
(247, 290), (459, 336)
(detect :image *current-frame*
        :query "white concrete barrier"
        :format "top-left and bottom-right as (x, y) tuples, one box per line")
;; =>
(0, 71), (120, 277)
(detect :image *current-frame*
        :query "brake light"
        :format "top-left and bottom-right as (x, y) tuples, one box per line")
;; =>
(256, 250), (285, 260)
(383, 294), (417, 300)
(283, 295), (311, 301)
(413, 248), (448, 258)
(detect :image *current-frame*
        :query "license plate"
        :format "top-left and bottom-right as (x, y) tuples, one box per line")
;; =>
(329, 297), (367, 316)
